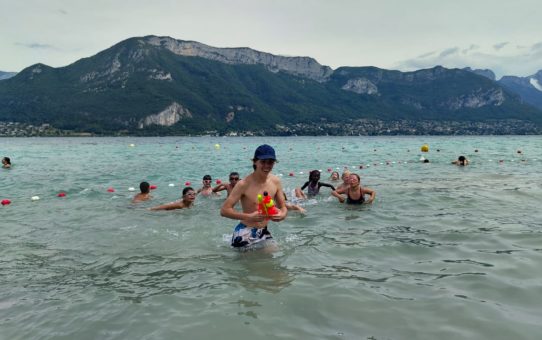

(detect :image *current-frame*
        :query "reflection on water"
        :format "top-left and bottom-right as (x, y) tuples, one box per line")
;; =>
(230, 252), (294, 294)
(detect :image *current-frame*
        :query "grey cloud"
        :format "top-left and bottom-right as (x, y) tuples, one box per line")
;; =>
(462, 45), (479, 54)
(439, 47), (459, 58)
(15, 42), (58, 50)
(417, 51), (436, 59)
(395, 44), (542, 78)
(493, 42), (509, 50)
(531, 41), (542, 51)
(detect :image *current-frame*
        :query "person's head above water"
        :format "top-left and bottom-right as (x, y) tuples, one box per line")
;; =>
(309, 170), (320, 182)
(458, 155), (467, 165)
(330, 171), (340, 180)
(2, 157), (10, 166)
(139, 181), (150, 194)
(229, 172), (240, 183)
(252, 144), (277, 170)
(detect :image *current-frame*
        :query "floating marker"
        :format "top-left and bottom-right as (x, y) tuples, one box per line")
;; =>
(57, 192), (66, 197)
(31, 196), (40, 201)
(1, 199), (11, 206)
(128, 187), (135, 192)
(107, 187), (115, 193)
(150, 185), (157, 190)
(168, 183), (175, 187)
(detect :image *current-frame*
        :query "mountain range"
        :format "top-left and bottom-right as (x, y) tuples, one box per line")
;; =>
(1, 35), (541, 136)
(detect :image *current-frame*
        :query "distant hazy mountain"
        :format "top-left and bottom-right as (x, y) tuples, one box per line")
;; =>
(498, 71), (542, 110)
(0, 71), (17, 80)
(0, 35), (541, 135)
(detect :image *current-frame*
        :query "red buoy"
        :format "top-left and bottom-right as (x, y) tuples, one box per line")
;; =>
(216, 179), (222, 184)
(150, 185), (157, 190)
(1, 199), (11, 206)
(107, 187), (115, 192)
(185, 181), (191, 186)
(57, 192), (66, 197)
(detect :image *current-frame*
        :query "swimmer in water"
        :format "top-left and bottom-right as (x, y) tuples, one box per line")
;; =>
(329, 171), (340, 182)
(150, 187), (196, 210)
(331, 173), (375, 205)
(197, 174), (215, 196)
(335, 170), (351, 191)
(295, 170), (335, 199)
(212, 172), (240, 197)
(284, 193), (306, 214)
(132, 181), (151, 202)
(2, 157), (11, 168)
(452, 155), (469, 166)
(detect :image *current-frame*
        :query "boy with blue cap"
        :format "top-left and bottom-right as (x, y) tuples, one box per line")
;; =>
(220, 144), (288, 251)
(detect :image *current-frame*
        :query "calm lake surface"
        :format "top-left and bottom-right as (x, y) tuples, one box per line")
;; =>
(1, 136), (542, 339)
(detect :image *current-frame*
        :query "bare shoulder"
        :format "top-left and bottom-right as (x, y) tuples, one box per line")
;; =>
(270, 174), (282, 186)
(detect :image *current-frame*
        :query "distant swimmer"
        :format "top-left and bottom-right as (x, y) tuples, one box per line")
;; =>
(452, 155), (469, 166)
(132, 181), (151, 203)
(150, 187), (196, 210)
(331, 173), (375, 205)
(329, 171), (340, 182)
(197, 174), (215, 196)
(212, 172), (240, 197)
(2, 157), (11, 168)
(295, 170), (335, 199)
(220, 144), (287, 250)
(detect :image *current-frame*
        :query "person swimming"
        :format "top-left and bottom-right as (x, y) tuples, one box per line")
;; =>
(331, 173), (375, 205)
(212, 172), (240, 197)
(452, 155), (469, 166)
(132, 181), (151, 202)
(295, 170), (335, 199)
(329, 171), (340, 181)
(197, 174), (215, 196)
(150, 187), (196, 210)
(2, 157), (11, 168)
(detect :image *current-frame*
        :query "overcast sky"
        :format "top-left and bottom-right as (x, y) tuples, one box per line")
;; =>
(1, 0), (541, 78)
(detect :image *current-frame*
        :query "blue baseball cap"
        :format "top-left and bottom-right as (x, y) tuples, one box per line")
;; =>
(254, 144), (277, 161)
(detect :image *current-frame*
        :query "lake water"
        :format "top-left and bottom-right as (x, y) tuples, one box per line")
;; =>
(1, 136), (542, 339)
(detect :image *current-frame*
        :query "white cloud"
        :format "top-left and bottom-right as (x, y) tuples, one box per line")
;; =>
(396, 42), (542, 79)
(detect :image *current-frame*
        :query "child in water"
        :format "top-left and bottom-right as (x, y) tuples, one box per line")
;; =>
(197, 174), (215, 196)
(295, 170), (335, 199)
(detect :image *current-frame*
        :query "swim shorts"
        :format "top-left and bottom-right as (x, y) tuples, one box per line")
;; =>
(231, 223), (273, 248)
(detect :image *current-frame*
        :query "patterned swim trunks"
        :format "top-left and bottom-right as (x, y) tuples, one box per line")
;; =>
(231, 223), (273, 249)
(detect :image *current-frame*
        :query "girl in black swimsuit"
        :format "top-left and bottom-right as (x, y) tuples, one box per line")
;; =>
(331, 173), (376, 205)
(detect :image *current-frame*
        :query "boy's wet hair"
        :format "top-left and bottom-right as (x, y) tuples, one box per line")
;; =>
(2, 157), (10, 164)
(140, 181), (150, 193)
(183, 187), (195, 196)
(203, 174), (212, 180)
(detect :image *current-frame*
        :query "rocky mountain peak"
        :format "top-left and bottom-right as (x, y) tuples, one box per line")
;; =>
(142, 36), (333, 82)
